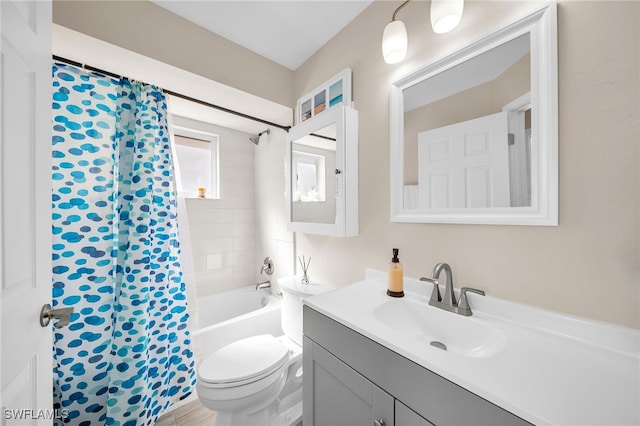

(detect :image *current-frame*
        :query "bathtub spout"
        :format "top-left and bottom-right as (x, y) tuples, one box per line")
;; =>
(256, 280), (271, 290)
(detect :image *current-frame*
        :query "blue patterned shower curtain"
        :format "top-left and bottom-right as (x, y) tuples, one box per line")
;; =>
(51, 62), (196, 425)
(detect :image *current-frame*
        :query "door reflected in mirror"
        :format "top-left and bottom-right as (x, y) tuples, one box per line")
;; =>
(291, 123), (337, 224)
(404, 33), (531, 210)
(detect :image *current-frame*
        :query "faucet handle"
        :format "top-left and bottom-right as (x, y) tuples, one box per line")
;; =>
(420, 277), (441, 303)
(261, 257), (274, 275)
(457, 287), (485, 316)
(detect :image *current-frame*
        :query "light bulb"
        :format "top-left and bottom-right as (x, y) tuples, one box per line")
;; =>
(430, 0), (464, 34)
(382, 20), (408, 64)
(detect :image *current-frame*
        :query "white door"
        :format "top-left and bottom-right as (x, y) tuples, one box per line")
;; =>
(418, 111), (510, 209)
(1, 0), (53, 424)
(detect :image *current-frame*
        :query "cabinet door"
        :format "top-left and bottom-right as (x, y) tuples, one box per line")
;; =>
(286, 104), (359, 237)
(303, 337), (394, 426)
(396, 401), (434, 426)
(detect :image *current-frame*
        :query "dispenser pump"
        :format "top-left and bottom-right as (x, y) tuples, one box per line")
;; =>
(387, 248), (404, 297)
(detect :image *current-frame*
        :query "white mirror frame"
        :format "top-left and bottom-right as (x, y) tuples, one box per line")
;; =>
(390, 2), (558, 226)
(287, 104), (359, 237)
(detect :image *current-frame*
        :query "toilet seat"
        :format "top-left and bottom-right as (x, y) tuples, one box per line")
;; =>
(196, 278), (333, 425)
(198, 335), (289, 389)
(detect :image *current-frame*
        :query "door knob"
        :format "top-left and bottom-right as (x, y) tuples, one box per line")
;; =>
(40, 304), (74, 329)
(374, 419), (386, 426)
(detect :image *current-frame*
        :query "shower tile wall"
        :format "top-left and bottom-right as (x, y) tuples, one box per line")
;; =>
(184, 123), (258, 297)
(254, 129), (295, 287)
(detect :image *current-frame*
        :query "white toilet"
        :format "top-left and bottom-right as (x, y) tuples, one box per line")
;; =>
(197, 277), (332, 426)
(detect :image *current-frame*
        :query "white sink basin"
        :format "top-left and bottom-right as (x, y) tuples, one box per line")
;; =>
(372, 298), (506, 357)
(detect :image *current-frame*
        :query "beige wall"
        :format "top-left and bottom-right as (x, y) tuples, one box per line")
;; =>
(294, 1), (640, 329)
(52, 0), (294, 107)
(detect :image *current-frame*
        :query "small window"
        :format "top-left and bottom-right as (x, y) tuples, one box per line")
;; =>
(173, 126), (219, 199)
(293, 151), (326, 202)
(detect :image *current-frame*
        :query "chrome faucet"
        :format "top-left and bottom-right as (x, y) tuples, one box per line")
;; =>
(433, 262), (456, 306)
(420, 263), (485, 316)
(256, 280), (271, 290)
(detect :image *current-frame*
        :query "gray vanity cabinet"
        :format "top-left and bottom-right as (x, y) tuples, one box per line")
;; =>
(303, 337), (395, 426)
(303, 306), (531, 426)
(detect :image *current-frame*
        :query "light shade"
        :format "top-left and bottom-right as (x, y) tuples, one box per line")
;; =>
(382, 20), (408, 64)
(430, 0), (464, 34)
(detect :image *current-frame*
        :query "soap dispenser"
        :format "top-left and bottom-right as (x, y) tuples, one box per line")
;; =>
(387, 248), (404, 297)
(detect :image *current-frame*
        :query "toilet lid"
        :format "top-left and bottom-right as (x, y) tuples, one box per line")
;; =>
(198, 335), (289, 386)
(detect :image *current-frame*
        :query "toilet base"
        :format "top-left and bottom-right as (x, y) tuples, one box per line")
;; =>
(198, 335), (303, 426)
(273, 388), (302, 426)
(207, 371), (302, 426)
(215, 397), (301, 426)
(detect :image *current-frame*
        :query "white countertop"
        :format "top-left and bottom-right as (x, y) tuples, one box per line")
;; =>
(303, 269), (640, 425)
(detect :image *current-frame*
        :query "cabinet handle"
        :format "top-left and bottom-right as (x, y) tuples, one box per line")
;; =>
(374, 419), (385, 426)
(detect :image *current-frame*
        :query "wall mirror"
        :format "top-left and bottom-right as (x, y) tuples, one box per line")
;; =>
(390, 3), (557, 225)
(287, 104), (358, 236)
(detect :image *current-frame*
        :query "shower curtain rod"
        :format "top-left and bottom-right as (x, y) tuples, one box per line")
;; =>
(52, 55), (292, 132)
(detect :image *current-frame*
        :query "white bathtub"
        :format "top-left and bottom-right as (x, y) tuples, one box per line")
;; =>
(193, 285), (283, 358)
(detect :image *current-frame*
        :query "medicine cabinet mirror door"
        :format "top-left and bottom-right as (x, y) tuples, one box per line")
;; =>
(390, 3), (558, 226)
(286, 104), (358, 237)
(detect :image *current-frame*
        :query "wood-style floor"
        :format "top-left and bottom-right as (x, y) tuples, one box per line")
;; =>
(155, 399), (216, 426)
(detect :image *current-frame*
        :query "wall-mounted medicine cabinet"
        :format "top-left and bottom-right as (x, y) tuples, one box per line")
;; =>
(286, 104), (358, 237)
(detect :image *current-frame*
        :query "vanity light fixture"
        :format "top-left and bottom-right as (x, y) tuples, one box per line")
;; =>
(382, 0), (464, 64)
(430, 0), (464, 34)
(382, 0), (411, 64)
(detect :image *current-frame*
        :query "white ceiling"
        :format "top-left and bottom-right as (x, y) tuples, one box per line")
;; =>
(150, 0), (374, 70)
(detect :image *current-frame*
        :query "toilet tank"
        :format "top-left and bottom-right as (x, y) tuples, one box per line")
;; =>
(278, 277), (333, 346)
